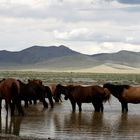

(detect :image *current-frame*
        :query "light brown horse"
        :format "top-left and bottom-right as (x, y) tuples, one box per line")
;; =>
(0, 78), (24, 116)
(103, 83), (140, 112)
(55, 84), (110, 112)
(48, 84), (62, 102)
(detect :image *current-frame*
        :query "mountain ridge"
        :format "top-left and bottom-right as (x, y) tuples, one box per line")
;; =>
(0, 45), (139, 72)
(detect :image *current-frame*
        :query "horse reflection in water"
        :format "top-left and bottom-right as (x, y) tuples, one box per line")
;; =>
(115, 114), (140, 138)
(0, 115), (22, 136)
(62, 112), (111, 139)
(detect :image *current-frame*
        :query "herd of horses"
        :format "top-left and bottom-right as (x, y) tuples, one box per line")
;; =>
(0, 77), (140, 116)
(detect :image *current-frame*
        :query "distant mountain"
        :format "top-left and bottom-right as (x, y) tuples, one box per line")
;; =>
(91, 50), (140, 67)
(0, 45), (140, 72)
(34, 54), (101, 70)
(0, 45), (80, 64)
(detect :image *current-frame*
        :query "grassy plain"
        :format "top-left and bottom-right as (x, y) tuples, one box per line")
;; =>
(0, 70), (140, 85)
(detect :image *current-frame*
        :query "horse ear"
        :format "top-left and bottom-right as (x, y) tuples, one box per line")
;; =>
(57, 84), (61, 87)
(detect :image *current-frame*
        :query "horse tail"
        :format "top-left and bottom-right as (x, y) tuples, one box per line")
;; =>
(11, 82), (19, 99)
(11, 82), (24, 116)
(103, 88), (111, 103)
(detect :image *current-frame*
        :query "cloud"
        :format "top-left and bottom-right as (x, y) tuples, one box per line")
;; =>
(0, 0), (140, 54)
(116, 0), (140, 4)
(0, 0), (94, 20)
(54, 28), (91, 40)
(54, 26), (140, 45)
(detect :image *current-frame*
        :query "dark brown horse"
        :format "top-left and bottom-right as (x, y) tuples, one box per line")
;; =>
(55, 84), (110, 112)
(28, 79), (43, 85)
(103, 83), (139, 112)
(18, 80), (53, 108)
(28, 79), (54, 108)
(0, 78), (24, 116)
(27, 79), (43, 105)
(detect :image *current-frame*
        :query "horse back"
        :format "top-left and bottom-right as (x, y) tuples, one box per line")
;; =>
(0, 78), (20, 100)
(70, 85), (104, 99)
(122, 86), (140, 103)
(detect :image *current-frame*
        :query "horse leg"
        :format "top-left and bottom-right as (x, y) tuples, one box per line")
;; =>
(25, 100), (28, 108)
(33, 99), (37, 105)
(77, 102), (82, 112)
(121, 102), (124, 112)
(46, 90), (54, 108)
(121, 102), (128, 113)
(10, 102), (15, 116)
(92, 101), (100, 112)
(5, 101), (9, 115)
(0, 99), (2, 115)
(100, 103), (104, 112)
(16, 101), (24, 116)
(29, 100), (32, 104)
(48, 96), (54, 108)
(42, 99), (48, 108)
(70, 100), (76, 112)
(125, 103), (128, 112)
(92, 102), (96, 111)
(92, 102), (100, 112)
(59, 95), (62, 102)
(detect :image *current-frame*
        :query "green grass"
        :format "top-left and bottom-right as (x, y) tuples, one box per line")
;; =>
(0, 70), (140, 85)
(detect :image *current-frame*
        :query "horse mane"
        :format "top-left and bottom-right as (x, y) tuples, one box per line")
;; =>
(122, 85), (130, 89)
(103, 83), (130, 98)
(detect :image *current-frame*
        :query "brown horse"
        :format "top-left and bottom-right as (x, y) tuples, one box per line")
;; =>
(18, 79), (53, 108)
(28, 79), (54, 108)
(103, 83), (140, 112)
(0, 78), (24, 116)
(55, 84), (110, 112)
(28, 79), (42, 85)
(27, 79), (43, 105)
(48, 84), (62, 102)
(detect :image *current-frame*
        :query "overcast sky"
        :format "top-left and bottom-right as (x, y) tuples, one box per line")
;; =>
(0, 0), (140, 54)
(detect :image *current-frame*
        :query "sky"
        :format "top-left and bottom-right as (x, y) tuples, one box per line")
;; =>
(0, 0), (140, 54)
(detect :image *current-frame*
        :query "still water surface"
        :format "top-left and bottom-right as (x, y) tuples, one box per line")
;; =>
(1, 96), (140, 140)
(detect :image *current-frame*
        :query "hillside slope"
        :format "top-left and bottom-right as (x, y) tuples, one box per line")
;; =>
(0, 46), (140, 72)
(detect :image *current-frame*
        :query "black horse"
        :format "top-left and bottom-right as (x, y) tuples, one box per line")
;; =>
(103, 83), (138, 112)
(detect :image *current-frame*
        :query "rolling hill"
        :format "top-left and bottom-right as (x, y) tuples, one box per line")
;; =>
(91, 50), (140, 68)
(0, 45), (140, 73)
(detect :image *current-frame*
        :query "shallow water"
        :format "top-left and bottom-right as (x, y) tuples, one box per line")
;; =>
(1, 96), (140, 140)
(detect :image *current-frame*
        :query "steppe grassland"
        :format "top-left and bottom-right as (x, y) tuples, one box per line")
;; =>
(0, 71), (140, 85)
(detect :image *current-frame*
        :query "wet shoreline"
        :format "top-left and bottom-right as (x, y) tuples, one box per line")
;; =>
(0, 134), (54, 140)
(1, 97), (140, 140)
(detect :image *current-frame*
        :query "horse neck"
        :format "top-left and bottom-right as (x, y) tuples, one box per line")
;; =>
(107, 85), (119, 98)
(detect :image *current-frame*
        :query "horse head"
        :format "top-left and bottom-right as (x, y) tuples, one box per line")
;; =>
(55, 84), (68, 100)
